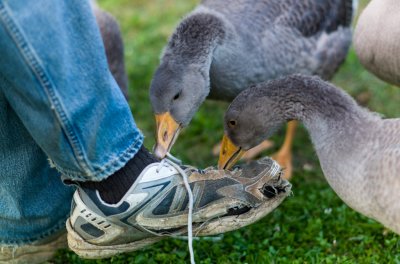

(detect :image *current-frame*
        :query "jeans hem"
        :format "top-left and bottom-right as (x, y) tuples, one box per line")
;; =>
(0, 213), (68, 245)
(57, 134), (144, 182)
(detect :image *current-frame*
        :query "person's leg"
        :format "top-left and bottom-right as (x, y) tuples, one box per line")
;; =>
(0, 87), (72, 260)
(0, 2), (140, 262)
(0, 0), (143, 182)
(0, 0), (141, 252)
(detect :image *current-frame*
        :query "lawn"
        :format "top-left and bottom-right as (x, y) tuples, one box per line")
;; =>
(53, 0), (400, 263)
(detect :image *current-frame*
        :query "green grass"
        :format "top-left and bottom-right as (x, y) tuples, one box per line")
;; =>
(53, 0), (400, 263)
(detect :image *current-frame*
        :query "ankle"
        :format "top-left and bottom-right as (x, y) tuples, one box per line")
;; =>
(79, 145), (158, 204)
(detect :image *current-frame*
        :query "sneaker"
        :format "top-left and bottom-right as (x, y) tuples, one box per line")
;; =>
(0, 231), (66, 264)
(66, 157), (291, 259)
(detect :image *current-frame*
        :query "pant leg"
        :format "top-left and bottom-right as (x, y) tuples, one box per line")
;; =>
(0, 88), (73, 244)
(0, 0), (143, 243)
(0, 0), (143, 182)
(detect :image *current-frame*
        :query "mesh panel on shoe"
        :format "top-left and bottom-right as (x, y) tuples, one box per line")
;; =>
(240, 158), (274, 179)
(152, 186), (177, 215)
(198, 178), (235, 208)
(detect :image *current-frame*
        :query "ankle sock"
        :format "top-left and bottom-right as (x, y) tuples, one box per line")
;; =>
(80, 145), (158, 204)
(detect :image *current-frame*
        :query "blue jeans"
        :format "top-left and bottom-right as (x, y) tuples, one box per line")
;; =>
(0, 0), (143, 244)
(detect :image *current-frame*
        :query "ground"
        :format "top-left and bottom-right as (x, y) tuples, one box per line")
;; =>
(53, 0), (400, 262)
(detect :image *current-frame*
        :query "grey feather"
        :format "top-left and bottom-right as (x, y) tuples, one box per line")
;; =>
(150, 0), (355, 125)
(224, 74), (400, 234)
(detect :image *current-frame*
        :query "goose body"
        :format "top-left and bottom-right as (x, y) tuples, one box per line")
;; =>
(221, 75), (400, 234)
(206, 0), (354, 100)
(354, 0), (400, 86)
(150, 0), (355, 158)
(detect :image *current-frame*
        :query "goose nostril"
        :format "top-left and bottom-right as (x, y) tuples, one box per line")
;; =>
(222, 147), (226, 155)
(163, 131), (168, 141)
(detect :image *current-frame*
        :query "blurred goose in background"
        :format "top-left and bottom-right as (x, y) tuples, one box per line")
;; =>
(150, 0), (356, 178)
(92, 3), (129, 99)
(354, 0), (400, 87)
(220, 74), (400, 234)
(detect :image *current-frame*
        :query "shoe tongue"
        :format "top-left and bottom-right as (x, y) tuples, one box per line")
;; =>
(139, 162), (179, 183)
(139, 159), (207, 183)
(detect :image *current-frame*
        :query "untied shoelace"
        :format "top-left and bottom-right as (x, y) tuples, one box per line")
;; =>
(156, 153), (195, 264)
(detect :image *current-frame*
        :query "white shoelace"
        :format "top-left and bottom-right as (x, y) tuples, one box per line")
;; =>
(156, 153), (195, 264)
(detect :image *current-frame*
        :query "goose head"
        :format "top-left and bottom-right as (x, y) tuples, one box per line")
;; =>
(150, 60), (210, 158)
(150, 12), (226, 158)
(218, 84), (287, 169)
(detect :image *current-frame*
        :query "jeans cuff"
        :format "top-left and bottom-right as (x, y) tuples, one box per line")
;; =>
(54, 134), (144, 182)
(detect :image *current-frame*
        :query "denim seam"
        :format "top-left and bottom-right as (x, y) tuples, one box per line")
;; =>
(57, 133), (144, 181)
(0, 2), (94, 175)
(0, 212), (68, 245)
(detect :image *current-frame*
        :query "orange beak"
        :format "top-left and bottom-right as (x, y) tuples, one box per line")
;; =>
(154, 112), (181, 159)
(218, 134), (246, 170)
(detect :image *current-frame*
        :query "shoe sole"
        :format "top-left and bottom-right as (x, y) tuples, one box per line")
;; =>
(66, 219), (162, 259)
(195, 190), (289, 236)
(66, 186), (289, 259)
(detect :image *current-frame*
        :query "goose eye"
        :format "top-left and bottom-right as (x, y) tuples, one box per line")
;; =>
(173, 92), (181, 100)
(228, 120), (237, 128)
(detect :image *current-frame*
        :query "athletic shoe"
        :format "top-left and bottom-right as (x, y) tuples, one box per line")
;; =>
(67, 157), (291, 259)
